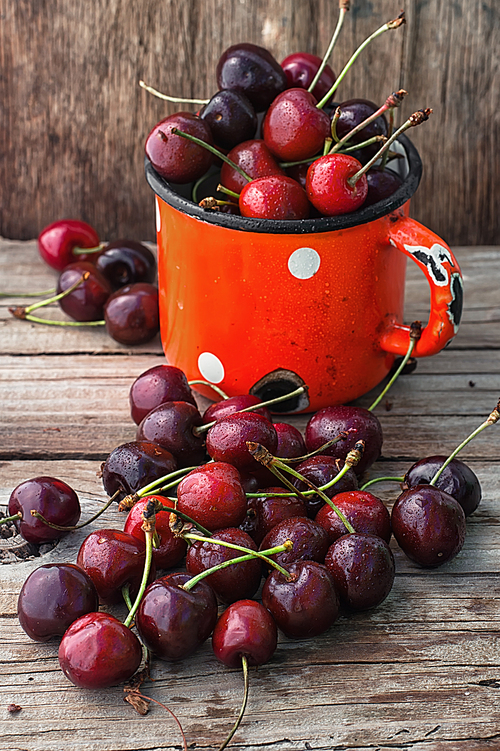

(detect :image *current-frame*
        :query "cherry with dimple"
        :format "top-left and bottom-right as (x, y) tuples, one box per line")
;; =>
(200, 89), (257, 150)
(7, 476), (81, 544)
(37, 219), (101, 272)
(56, 261), (112, 321)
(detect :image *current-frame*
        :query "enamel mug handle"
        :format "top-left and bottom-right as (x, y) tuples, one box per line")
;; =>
(380, 216), (463, 357)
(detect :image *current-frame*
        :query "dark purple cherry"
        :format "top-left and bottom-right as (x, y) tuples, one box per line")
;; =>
(292, 455), (359, 517)
(402, 456), (481, 517)
(135, 572), (218, 661)
(324, 532), (395, 610)
(59, 612), (142, 688)
(274, 422), (306, 459)
(315, 490), (391, 544)
(200, 89), (257, 150)
(203, 394), (272, 425)
(216, 43), (288, 112)
(56, 261), (112, 321)
(259, 516), (330, 568)
(206, 411), (278, 474)
(391, 485), (467, 567)
(101, 440), (177, 501)
(176, 462), (247, 531)
(212, 599), (277, 668)
(104, 282), (159, 345)
(136, 401), (206, 467)
(262, 560), (339, 639)
(364, 167), (403, 207)
(145, 112), (214, 183)
(335, 99), (388, 160)
(8, 476), (81, 544)
(17, 563), (99, 642)
(281, 52), (336, 101)
(241, 487), (307, 546)
(95, 239), (157, 289)
(130, 364), (197, 425)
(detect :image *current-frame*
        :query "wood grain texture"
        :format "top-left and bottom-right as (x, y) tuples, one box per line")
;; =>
(0, 1), (498, 245)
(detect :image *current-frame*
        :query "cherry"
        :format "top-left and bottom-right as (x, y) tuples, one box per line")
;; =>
(59, 612), (142, 689)
(216, 43), (288, 112)
(203, 394), (272, 425)
(315, 490), (391, 544)
(262, 560), (339, 639)
(137, 401), (206, 467)
(281, 52), (336, 101)
(206, 411), (278, 473)
(306, 153), (368, 216)
(145, 112), (214, 183)
(391, 485), (467, 568)
(95, 239), (157, 289)
(335, 99), (388, 159)
(220, 139), (285, 194)
(263, 88), (330, 161)
(239, 175), (310, 220)
(364, 167), (403, 207)
(104, 283), (159, 345)
(259, 516), (330, 568)
(101, 440), (178, 501)
(135, 572), (218, 661)
(17, 563), (99, 642)
(130, 364), (197, 425)
(56, 261), (112, 321)
(304, 405), (383, 476)
(176, 462), (247, 531)
(324, 532), (395, 610)
(212, 599), (277, 668)
(402, 456), (481, 517)
(200, 89), (257, 150)
(8, 476), (81, 544)
(292, 455), (359, 517)
(124, 496), (187, 569)
(274, 422), (306, 459)
(242, 487), (307, 546)
(38, 219), (100, 272)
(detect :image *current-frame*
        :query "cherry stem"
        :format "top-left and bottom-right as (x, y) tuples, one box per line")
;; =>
(360, 476), (404, 491)
(192, 172), (213, 203)
(118, 467), (198, 510)
(182, 537), (293, 586)
(348, 109), (433, 187)
(161, 506), (213, 537)
(341, 134), (386, 154)
(72, 243), (106, 255)
(122, 584), (133, 611)
(30, 489), (121, 531)
(0, 288), (56, 298)
(199, 198), (236, 210)
(124, 690), (188, 751)
(329, 90), (407, 155)
(139, 79), (209, 106)
(124, 500), (156, 628)
(308, 1), (350, 95)
(188, 380), (230, 399)
(277, 430), (355, 464)
(171, 128), (252, 182)
(194, 385), (308, 437)
(330, 107), (341, 142)
(368, 321), (422, 411)
(217, 184), (241, 200)
(316, 12), (406, 109)
(217, 654), (249, 751)
(380, 107), (395, 171)
(429, 399), (500, 486)
(18, 273), (91, 314)
(10, 312), (106, 327)
(0, 512), (22, 525)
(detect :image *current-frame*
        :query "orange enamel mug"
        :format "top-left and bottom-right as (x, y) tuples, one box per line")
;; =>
(146, 135), (463, 413)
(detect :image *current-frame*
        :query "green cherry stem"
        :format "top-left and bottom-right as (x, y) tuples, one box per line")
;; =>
(429, 399), (500, 487)
(30, 489), (121, 531)
(124, 500), (156, 628)
(72, 243), (107, 255)
(316, 12), (406, 109)
(0, 512), (22, 525)
(188, 380), (230, 399)
(0, 288), (56, 298)
(171, 128), (252, 182)
(14, 273), (90, 314)
(217, 655), (249, 751)
(360, 476), (404, 491)
(330, 106), (341, 142)
(217, 184), (241, 200)
(380, 106), (395, 171)
(199, 198), (237, 210)
(308, 0), (350, 95)
(122, 584), (133, 611)
(341, 134), (386, 154)
(329, 90), (407, 155)
(139, 79), (209, 106)
(368, 321), (422, 412)
(117, 467), (199, 511)
(276, 430), (355, 464)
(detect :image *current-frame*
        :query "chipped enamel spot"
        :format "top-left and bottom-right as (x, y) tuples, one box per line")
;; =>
(288, 247), (321, 279)
(198, 352), (225, 383)
(389, 238), (397, 247)
(447, 272), (464, 333)
(155, 197), (161, 234)
(404, 242), (455, 287)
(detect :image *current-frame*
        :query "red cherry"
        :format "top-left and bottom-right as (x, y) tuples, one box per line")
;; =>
(176, 462), (247, 531)
(306, 153), (368, 216)
(239, 175), (310, 220)
(203, 394), (272, 425)
(38, 219), (100, 272)
(281, 52), (336, 101)
(145, 112), (214, 183)
(130, 364), (197, 425)
(263, 88), (330, 161)
(124, 496), (187, 569)
(220, 139), (285, 194)
(8, 476), (81, 544)
(212, 599), (277, 668)
(104, 283), (159, 345)
(315, 490), (391, 545)
(56, 261), (112, 321)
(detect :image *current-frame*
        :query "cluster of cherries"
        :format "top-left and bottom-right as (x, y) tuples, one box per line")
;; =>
(9, 220), (160, 346)
(144, 7), (429, 220)
(7, 359), (497, 746)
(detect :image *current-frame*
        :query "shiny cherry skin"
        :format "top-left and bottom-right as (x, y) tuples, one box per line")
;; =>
(239, 175), (310, 220)
(324, 532), (395, 610)
(335, 99), (388, 160)
(185, 527), (262, 604)
(241, 487), (307, 546)
(281, 52), (336, 101)
(95, 239), (156, 289)
(259, 516), (330, 568)
(292, 455), (359, 517)
(137, 400), (206, 467)
(304, 405), (383, 476)
(76, 528), (156, 604)
(262, 560), (339, 639)
(203, 394), (272, 425)
(130, 364), (197, 425)
(315, 490), (391, 544)
(17, 563), (99, 642)
(216, 43), (288, 112)
(364, 167), (403, 207)
(212, 599), (277, 668)
(220, 139), (285, 194)
(145, 112), (214, 183)
(135, 572), (218, 661)
(124, 496), (187, 569)
(274, 422), (306, 459)
(391, 485), (467, 567)
(101, 440), (177, 501)
(8, 476), (81, 544)
(104, 283), (159, 345)
(37, 219), (100, 272)
(59, 612), (142, 689)
(206, 411), (278, 474)
(263, 88), (330, 161)
(402, 455), (481, 517)
(176, 462), (247, 531)
(56, 261), (112, 321)
(306, 153), (368, 216)
(200, 89), (257, 150)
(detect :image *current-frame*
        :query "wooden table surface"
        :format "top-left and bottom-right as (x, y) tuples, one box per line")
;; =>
(1, 238), (499, 751)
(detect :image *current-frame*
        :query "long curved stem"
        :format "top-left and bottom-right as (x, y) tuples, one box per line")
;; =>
(368, 322), (421, 412)
(217, 655), (249, 751)
(308, 2), (350, 95)
(139, 79), (209, 106)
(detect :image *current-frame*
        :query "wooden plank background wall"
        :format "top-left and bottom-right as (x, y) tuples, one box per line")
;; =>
(0, 0), (498, 246)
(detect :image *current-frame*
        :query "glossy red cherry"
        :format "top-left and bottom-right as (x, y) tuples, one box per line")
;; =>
(37, 219), (100, 272)
(136, 400), (206, 468)
(124, 496), (187, 569)
(101, 440), (177, 501)
(176, 462), (247, 531)
(281, 52), (336, 101)
(402, 456), (481, 517)
(59, 612), (142, 688)
(263, 88), (330, 161)
(8, 476), (81, 544)
(306, 153), (368, 216)
(206, 411), (278, 474)
(212, 599), (277, 668)
(56, 261), (112, 321)
(203, 394), (272, 425)
(145, 112), (214, 183)
(216, 43), (288, 112)
(220, 139), (285, 194)
(274, 422), (306, 459)
(104, 283), (159, 345)
(130, 364), (197, 425)
(239, 175), (310, 220)
(95, 239), (157, 289)
(315, 490), (391, 545)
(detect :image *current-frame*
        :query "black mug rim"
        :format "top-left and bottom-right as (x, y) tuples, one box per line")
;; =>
(145, 133), (422, 235)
